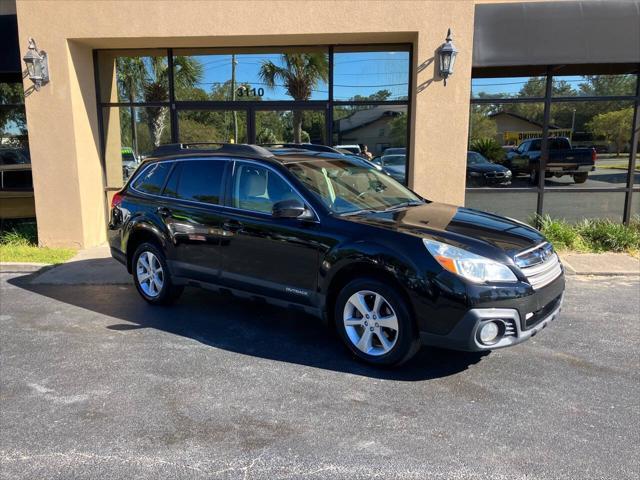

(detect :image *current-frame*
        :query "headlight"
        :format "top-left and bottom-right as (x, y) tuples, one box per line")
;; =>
(469, 172), (482, 177)
(423, 239), (518, 283)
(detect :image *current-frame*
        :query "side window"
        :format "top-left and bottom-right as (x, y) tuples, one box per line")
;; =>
(518, 142), (528, 153)
(172, 160), (225, 205)
(530, 139), (541, 151)
(132, 162), (171, 195)
(233, 163), (300, 214)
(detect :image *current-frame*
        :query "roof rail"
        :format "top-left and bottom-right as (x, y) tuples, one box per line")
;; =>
(151, 143), (274, 158)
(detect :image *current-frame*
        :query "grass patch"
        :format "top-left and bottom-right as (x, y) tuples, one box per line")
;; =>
(535, 215), (640, 255)
(0, 222), (76, 264)
(597, 163), (640, 171)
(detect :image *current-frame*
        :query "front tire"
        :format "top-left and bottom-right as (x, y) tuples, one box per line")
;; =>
(334, 278), (420, 366)
(132, 242), (183, 305)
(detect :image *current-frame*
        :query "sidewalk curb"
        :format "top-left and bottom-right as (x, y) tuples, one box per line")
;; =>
(0, 262), (54, 273)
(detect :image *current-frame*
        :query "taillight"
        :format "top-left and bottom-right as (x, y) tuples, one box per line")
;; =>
(591, 148), (597, 162)
(111, 191), (123, 209)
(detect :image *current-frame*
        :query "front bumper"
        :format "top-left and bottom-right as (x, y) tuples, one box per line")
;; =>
(421, 293), (563, 351)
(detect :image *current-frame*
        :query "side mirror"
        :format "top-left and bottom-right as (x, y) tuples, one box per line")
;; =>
(272, 199), (312, 219)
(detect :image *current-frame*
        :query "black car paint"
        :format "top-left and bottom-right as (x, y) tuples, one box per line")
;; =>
(109, 151), (563, 347)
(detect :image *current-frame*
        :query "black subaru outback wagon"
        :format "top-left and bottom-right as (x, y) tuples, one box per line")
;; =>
(109, 144), (565, 366)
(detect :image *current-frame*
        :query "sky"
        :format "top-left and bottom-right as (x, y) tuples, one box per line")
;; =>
(471, 75), (586, 97)
(186, 50), (410, 101)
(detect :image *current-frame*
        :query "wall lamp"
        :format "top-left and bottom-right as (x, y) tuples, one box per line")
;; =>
(23, 38), (50, 91)
(438, 29), (458, 86)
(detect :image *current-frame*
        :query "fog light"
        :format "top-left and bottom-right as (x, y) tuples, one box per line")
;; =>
(479, 321), (500, 344)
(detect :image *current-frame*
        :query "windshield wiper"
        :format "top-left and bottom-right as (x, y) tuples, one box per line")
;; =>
(382, 200), (423, 212)
(340, 208), (378, 216)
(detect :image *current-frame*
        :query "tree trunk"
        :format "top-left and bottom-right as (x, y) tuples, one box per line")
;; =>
(293, 110), (303, 143)
(148, 106), (169, 147)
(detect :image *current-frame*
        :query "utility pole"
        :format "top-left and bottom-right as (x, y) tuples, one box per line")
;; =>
(231, 54), (238, 143)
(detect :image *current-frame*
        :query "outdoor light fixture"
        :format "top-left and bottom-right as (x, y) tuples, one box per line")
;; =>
(23, 37), (49, 91)
(438, 28), (458, 86)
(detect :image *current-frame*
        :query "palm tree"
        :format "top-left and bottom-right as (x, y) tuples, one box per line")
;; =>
(117, 56), (203, 148)
(259, 53), (329, 143)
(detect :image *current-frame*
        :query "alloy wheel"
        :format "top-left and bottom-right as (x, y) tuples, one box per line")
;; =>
(136, 251), (164, 298)
(343, 290), (399, 356)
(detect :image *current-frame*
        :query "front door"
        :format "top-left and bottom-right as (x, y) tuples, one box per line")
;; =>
(218, 161), (321, 305)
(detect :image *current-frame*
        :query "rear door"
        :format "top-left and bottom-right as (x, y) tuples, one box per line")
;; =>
(160, 158), (230, 282)
(218, 160), (322, 305)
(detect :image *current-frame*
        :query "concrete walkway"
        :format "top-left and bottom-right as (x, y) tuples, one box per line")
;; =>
(560, 252), (640, 276)
(30, 245), (131, 285)
(2, 245), (638, 285)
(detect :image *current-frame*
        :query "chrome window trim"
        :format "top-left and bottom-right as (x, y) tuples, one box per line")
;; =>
(128, 156), (320, 223)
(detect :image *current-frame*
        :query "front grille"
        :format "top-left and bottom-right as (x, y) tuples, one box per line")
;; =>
(515, 242), (562, 290)
(525, 294), (562, 329)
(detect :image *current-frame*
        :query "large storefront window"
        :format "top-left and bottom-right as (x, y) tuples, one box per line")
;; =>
(468, 70), (640, 224)
(0, 81), (33, 222)
(96, 45), (411, 193)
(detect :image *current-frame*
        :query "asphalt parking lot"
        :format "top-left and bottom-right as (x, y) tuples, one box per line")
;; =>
(1, 272), (638, 479)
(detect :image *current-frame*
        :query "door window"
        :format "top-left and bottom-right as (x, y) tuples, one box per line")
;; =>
(232, 163), (300, 214)
(165, 160), (226, 205)
(132, 162), (172, 195)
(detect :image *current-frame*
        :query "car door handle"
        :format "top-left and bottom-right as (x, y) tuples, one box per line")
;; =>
(156, 206), (171, 217)
(222, 220), (243, 232)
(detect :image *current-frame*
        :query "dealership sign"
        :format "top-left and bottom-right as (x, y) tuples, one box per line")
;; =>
(503, 129), (573, 145)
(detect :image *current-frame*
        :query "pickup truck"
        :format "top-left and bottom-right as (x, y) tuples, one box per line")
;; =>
(505, 137), (596, 184)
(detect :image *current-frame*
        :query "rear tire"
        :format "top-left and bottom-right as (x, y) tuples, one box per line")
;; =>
(573, 172), (588, 184)
(132, 242), (183, 305)
(334, 278), (420, 367)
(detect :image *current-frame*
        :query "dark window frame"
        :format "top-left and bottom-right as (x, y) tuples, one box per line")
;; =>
(469, 67), (640, 225)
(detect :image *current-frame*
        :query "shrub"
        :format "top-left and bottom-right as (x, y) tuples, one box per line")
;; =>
(535, 215), (640, 253)
(0, 221), (37, 246)
(469, 138), (505, 163)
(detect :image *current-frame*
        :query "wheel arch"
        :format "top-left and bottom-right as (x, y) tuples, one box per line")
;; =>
(125, 221), (168, 273)
(323, 260), (417, 332)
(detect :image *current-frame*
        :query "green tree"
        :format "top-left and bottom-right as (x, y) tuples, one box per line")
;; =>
(259, 53), (329, 142)
(389, 113), (407, 146)
(116, 56), (203, 149)
(468, 109), (497, 143)
(586, 107), (634, 157)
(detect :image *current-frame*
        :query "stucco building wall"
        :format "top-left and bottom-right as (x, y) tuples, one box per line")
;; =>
(16, 0), (477, 248)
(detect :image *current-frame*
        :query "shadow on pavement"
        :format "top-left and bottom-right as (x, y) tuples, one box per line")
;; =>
(9, 262), (488, 381)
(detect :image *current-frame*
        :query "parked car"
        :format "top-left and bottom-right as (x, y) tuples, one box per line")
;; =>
(0, 147), (35, 220)
(466, 151), (512, 187)
(505, 137), (596, 184)
(109, 143), (565, 367)
(333, 144), (361, 155)
(372, 154), (406, 183)
(383, 147), (406, 156)
(122, 147), (140, 181)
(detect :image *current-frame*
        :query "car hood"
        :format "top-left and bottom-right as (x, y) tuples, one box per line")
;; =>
(467, 163), (509, 173)
(340, 202), (546, 258)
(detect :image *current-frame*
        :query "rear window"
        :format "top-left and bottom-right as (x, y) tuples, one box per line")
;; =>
(132, 162), (172, 195)
(163, 160), (225, 205)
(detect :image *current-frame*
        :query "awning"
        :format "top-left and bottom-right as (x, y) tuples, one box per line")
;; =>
(473, 1), (640, 77)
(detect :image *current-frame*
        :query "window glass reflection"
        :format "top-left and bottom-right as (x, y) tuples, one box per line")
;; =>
(173, 49), (329, 101)
(333, 49), (409, 101)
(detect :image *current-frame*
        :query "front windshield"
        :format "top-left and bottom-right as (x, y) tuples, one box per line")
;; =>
(286, 158), (422, 214)
(467, 152), (489, 165)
